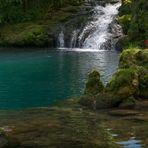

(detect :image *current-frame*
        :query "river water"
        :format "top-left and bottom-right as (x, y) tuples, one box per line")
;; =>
(0, 48), (119, 109)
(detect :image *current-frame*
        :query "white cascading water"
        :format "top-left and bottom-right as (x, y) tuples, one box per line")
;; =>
(70, 30), (79, 48)
(58, 31), (65, 48)
(58, 2), (122, 50)
(79, 2), (121, 49)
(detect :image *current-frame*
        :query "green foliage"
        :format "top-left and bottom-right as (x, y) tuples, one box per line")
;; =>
(23, 25), (49, 46)
(0, 0), (84, 25)
(138, 67), (148, 98)
(119, 0), (148, 47)
(0, 23), (54, 47)
(118, 14), (132, 34)
(0, 0), (84, 46)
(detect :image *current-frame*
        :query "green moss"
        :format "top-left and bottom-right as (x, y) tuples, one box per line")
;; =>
(22, 25), (49, 46)
(135, 50), (148, 67)
(107, 48), (148, 100)
(0, 23), (54, 47)
(106, 68), (138, 91)
(84, 70), (104, 95)
(119, 47), (148, 68)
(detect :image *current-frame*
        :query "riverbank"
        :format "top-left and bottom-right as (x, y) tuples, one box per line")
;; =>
(0, 98), (148, 147)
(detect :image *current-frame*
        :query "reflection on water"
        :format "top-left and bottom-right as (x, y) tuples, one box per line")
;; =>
(0, 48), (119, 109)
(116, 138), (142, 148)
(0, 105), (147, 148)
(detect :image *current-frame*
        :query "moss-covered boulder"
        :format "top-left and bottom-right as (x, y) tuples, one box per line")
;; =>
(79, 70), (104, 109)
(106, 68), (139, 98)
(80, 48), (148, 110)
(84, 70), (104, 95)
(105, 48), (148, 107)
(103, 68), (138, 108)
(119, 48), (148, 99)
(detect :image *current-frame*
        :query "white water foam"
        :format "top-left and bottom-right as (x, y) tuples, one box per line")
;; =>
(59, 48), (108, 52)
(79, 2), (121, 49)
(58, 31), (65, 48)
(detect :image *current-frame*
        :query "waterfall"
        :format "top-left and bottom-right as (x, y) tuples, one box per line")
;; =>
(58, 31), (65, 48)
(58, 1), (122, 50)
(70, 30), (79, 48)
(79, 2), (121, 49)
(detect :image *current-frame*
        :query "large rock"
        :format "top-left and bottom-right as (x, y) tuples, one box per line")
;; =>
(79, 70), (104, 109)
(84, 70), (104, 95)
(119, 48), (148, 99)
(80, 48), (148, 110)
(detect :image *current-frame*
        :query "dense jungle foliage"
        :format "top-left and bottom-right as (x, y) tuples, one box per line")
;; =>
(119, 0), (148, 47)
(0, 0), (83, 25)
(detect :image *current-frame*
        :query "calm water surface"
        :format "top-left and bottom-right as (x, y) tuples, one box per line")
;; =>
(0, 48), (119, 109)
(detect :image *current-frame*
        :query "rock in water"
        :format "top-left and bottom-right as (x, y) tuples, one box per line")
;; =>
(80, 48), (148, 110)
(84, 70), (104, 95)
(79, 70), (104, 109)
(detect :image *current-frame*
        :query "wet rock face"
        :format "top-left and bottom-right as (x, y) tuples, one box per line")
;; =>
(55, 0), (96, 48)
(56, 0), (122, 49)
